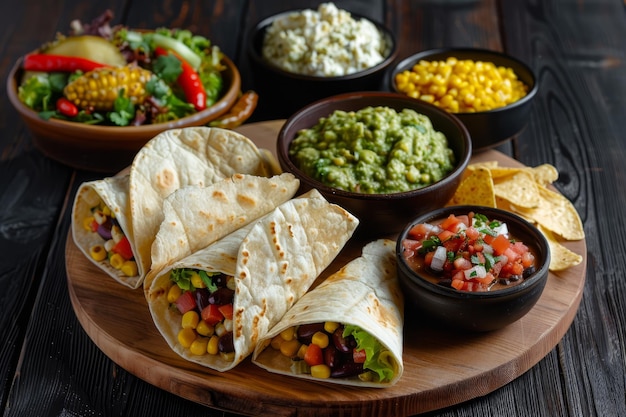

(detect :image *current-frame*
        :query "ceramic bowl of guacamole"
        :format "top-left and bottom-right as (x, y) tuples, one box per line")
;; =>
(396, 205), (550, 332)
(276, 91), (472, 237)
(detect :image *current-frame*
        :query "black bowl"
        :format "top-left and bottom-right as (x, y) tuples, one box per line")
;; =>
(247, 9), (397, 119)
(388, 48), (538, 151)
(396, 205), (550, 332)
(277, 92), (472, 238)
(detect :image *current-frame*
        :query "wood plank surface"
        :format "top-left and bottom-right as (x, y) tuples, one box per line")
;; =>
(64, 121), (586, 417)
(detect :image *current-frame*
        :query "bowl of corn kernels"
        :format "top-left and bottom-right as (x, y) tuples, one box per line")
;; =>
(7, 11), (253, 173)
(388, 48), (538, 151)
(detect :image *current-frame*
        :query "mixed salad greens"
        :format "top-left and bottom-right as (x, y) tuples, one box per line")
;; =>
(18, 10), (226, 126)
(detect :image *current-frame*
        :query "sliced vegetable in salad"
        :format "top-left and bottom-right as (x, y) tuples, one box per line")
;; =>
(402, 211), (537, 292)
(270, 321), (396, 383)
(17, 10), (226, 126)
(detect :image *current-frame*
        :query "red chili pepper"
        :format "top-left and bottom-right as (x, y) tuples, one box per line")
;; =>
(56, 98), (79, 117)
(154, 46), (207, 111)
(23, 53), (108, 73)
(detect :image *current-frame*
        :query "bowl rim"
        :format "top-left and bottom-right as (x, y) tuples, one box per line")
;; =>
(276, 91), (473, 201)
(388, 47), (539, 115)
(7, 53), (241, 138)
(395, 204), (551, 299)
(247, 8), (398, 81)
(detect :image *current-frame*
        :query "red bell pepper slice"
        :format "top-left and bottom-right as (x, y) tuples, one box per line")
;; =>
(154, 46), (207, 111)
(23, 53), (108, 72)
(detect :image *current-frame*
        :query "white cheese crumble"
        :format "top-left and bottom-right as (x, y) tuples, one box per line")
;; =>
(261, 2), (388, 77)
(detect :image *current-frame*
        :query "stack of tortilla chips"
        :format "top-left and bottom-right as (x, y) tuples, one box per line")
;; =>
(447, 161), (584, 271)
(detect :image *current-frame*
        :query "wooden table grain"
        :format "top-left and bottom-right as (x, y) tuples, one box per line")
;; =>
(1, 1), (625, 417)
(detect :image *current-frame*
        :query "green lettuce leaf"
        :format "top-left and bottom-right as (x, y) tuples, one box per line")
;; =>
(343, 324), (395, 382)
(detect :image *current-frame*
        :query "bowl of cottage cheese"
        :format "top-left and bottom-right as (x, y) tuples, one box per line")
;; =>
(247, 2), (397, 118)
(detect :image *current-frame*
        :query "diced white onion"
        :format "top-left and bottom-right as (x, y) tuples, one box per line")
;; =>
(494, 222), (509, 237)
(430, 246), (448, 271)
(464, 265), (487, 280)
(482, 243), (494, 255)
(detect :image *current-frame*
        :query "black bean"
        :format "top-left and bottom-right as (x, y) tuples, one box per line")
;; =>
(212, 273), (228, 288)
(218, 332), (234, 353)
(324, 345), (341, 369)
(296, 322), (325, 344)
(523, 266), (536, 278)
(194, 288), (211, 311)
(208, 287), (234, 305)
(332, 326), (351, 353)
(331, 361), (364, 378)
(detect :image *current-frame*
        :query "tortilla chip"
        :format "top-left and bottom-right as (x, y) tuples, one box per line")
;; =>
(448, 166), (496, 207)
(531, 164), (559, 186)
(494, 171), (541, 208)
(539, 225), (583, 271)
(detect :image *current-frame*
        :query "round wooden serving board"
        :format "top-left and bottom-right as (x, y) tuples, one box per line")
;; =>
(66, 120), (587, 417)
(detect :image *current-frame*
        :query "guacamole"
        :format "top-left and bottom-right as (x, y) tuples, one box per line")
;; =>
(289, 106), (456, 194)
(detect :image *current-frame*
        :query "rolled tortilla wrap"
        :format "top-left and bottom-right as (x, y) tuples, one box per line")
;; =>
(252, 239), (404, 387)
(146, 190), (359, 371)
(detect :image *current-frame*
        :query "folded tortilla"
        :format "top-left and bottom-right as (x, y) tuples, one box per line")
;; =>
(129, 126), (270, 289)
(71, 175), (141, 287)
(146, 190), (359, 371)
(252, 239), (404, 387)
(148, 172), (300, 284)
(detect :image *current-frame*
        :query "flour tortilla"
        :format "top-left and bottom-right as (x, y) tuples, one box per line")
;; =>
(149, 172), (299, 279)
(129, 127), (270, 289)
(71, 176), (142, 288)
(252, 239), (404, 387)
(146, 190), (359, 371)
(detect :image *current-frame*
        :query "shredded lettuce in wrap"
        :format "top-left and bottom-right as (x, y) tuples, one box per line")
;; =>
(343, 325), (396, 382)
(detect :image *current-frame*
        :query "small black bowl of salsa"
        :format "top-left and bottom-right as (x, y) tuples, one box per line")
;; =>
(396, 205), (550, 332)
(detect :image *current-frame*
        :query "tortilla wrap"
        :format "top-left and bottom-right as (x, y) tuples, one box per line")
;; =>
(71, 175), (141, 288)
(129, 126), (270, 288)
(252, 239), (404, 387)
(149, 172), (299, 279)
(146, 190), (359, 371)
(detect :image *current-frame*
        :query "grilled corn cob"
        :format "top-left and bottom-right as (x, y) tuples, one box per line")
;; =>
(64, 65), (153, 111)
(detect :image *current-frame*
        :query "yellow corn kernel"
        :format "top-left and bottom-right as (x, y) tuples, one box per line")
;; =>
(220, 351), (235, 362)
(207, 335), (220, 355)
(279, 339), (301, 358)
(296, 343), (308, 359)
(190, 271), (205, 288)
(310, 364), (331, 379)
(89, 245), (107, 261)
(83, 216), (95, 231)
(177, 327), (196, 348)
(280, 327), (296, 341)
(324, 322), (340, 333)
(64, 65), (153, 111)
(270, 334), (284, 350)
(311, 331), (329, 349)
(196, 320), (215, 337)
(120, 260), (138, 277)
(109, 253), (125, 269)
(167, 285), (182, 304)
(189, 337), (209, 355)
(181, 310), (200, 329)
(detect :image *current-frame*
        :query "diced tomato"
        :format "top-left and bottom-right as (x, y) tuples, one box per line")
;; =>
(352, 348), (367, 364)
(218, 303), (234, 320)
(451, 279), (465, 290)
(90, 219), (99, 232)
(456, 215), (470, 228)
(453, 257), (472, 270)
(402, 238), (422, 255)
(521, 251), (535, 268)
(304, 343), (324, 366)
(503, 247), (520, 264)
(465, 226), (480, 241)
(490, 234), (511, 255)
(408, 223), (432, 240)
(475, 272), (495, 286)
(112, 236), (134, 260)
(201, 304), (224, 326)
(440, 214), (462, 232)
(482, 234), (495, 245)
(175, 291), (196, 314)
(438, 229), (455, 242)
(424, 250), (435, 267)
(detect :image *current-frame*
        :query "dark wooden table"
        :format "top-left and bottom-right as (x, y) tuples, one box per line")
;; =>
(1, 1), (625, 416)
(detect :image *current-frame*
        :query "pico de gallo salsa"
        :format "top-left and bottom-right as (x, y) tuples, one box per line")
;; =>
(83, 201), (137, 277)
(401, 211), (537, 292)
(167, 269), (236, 361)
(269, 321), (396, 383)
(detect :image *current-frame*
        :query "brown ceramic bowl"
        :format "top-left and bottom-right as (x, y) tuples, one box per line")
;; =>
(388, 48), (538, 151)
(396, 205), (550, 332)
(247, 8), (397, 119)
(7, 54), (244, 173)
(276, 92), (472, 237)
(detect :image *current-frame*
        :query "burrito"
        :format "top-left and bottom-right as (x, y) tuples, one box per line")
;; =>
(252, 239), (404, 387)
(71, 126), (270, 289)
(146, 190), (359, 371)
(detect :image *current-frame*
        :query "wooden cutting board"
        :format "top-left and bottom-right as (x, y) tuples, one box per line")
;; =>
(66, 120), (587, 417)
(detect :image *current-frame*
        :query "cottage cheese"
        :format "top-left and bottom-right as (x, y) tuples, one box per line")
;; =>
(261, 3), (388, 77)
